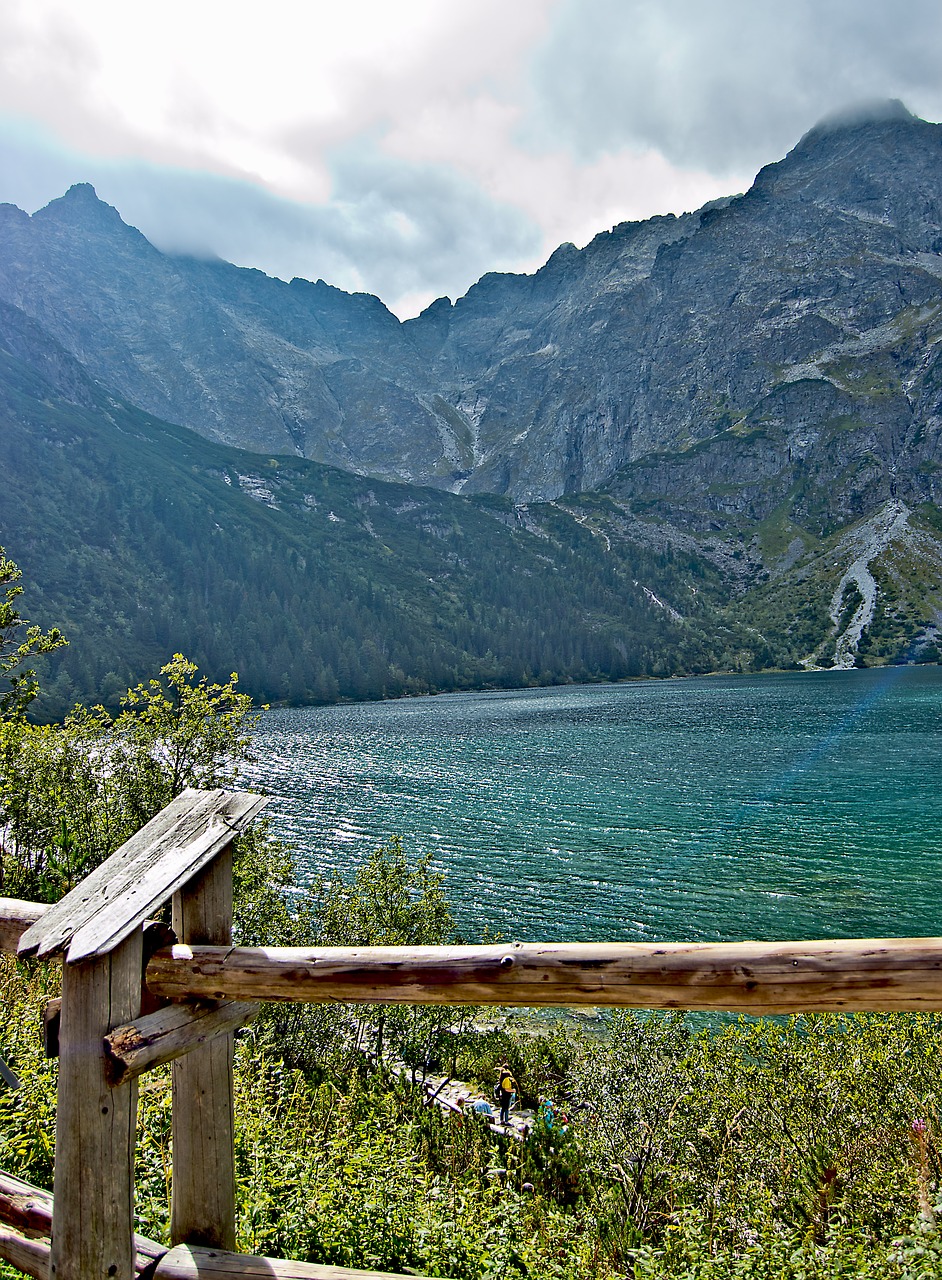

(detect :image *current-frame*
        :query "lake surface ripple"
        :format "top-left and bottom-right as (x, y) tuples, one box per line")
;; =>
(246, 667), (942, 945)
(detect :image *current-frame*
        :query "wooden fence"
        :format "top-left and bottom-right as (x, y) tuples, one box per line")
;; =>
(2, 787), (942, 1280)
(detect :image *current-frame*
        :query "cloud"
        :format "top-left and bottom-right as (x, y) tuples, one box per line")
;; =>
(0, 118), (540, 317)
(321, 140), (541, 306)
(379, 86), (733, 264)
(0, 0), (554, 199)
(0, 0), (555, 314)
(4, 0), (942, 317)
(528, 0), (942, 175)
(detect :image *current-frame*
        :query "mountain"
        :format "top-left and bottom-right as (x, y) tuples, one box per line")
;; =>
(0, 182), (700, 495)
(3, 101), (942, 687)
(4, 103), (942, 509)
(438, 99), (942, 505)
(0, 296), (762, 717)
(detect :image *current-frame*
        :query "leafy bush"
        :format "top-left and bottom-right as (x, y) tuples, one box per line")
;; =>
(3, 551), (942, 1278)
(0, 651), (292, 911)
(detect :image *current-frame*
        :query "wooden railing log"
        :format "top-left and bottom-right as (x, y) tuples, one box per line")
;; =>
(170, 851), (236, 1251)
(0, 1191), (436, 1280)
(146, 937), (942, 1013)
(104, 1000), (259, 1087)
(0, 900), (48, 955)
(155, 1243), (452, 1280)
(0, 1224), (50, 1280)
(0, 1171), (166, 1275)
(0, 1190), (51, 1238)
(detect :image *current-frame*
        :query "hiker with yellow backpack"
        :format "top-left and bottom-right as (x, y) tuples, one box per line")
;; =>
(494, 1062), (517, 1126)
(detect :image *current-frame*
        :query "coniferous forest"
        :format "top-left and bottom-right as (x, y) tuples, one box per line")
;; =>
(0, 338), (767, 721)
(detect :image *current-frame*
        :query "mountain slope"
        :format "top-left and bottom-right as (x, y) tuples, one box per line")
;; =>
(0, 300), (754, 716)
(4, 104), (942, 682)
(418, 101), (942, 502)
(4, 104), (942, 512)
(0, 183), (459, 477)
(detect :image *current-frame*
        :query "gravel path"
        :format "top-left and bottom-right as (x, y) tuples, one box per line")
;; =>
(390, 1063), (536, 1139)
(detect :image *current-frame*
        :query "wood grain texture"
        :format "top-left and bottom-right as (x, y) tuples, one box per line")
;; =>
(170, 851), (236, 1251)
(0, 1224), (50, 1280)
(0, 1172), (166, 1275)
(104, 1000), (258, 1087)
(0, 1184), (53, 1238)
(156, 1243), (450, 1280)
(146, 936), (942, 1012)
(0, 899), (47, 954)
(18, 789), (267, 963)
(50, 929), (142, 1280)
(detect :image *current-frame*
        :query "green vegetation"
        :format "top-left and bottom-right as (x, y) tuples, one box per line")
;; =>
(6, 325), (942, 707)
(0, 561), (940, 1278)
(4, 938), (942, 1276)
(821, 360), (902, 401)
(0, 346), (769, 721)
(0, 550), (66, 720)
(727, 501), (942, 672)
(755, 503), (813, 563)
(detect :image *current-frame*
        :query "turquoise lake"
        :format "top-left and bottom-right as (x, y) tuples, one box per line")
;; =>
(246, 667), (942, 945)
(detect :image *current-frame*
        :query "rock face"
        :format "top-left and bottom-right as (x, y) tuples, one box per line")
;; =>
(0, 297), (99, 408)
(0, 184), (446, 479)
(416, 100), (942, 512)
(3, 102), (942, 524)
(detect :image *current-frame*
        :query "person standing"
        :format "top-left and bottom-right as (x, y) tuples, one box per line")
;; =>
(495, 1062), (517, 1126)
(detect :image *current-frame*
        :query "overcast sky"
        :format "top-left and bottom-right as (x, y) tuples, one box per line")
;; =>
(2, 0), (942, 318)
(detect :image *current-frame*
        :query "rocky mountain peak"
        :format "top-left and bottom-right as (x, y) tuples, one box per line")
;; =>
(802, 97), (916, 139)
(3, 107), (942, 515)
(781, 97), (931, 169)
(746, 98), (941, 215)
(33, 183), (144, 241)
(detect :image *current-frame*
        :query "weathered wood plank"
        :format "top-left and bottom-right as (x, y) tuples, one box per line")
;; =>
(0, 1172), (166, 1275)
(0, 899), (47, 954)
(0, 1224), (49, 1280)
(146, 936), (942, 1013)
(104, 999), (258, 1087)
(171, 851), (236, 1251)
(156, 1243), (451, 1280)
(18, 789), (267, 963)
(17, 793), (202, 960)
(50, 929), (142, 1280)
(0, 1180), (52, 1238)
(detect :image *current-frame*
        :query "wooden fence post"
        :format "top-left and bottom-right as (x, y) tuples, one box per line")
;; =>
(170, 848), (236, 1250)
(50, 928), (143, 1280)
